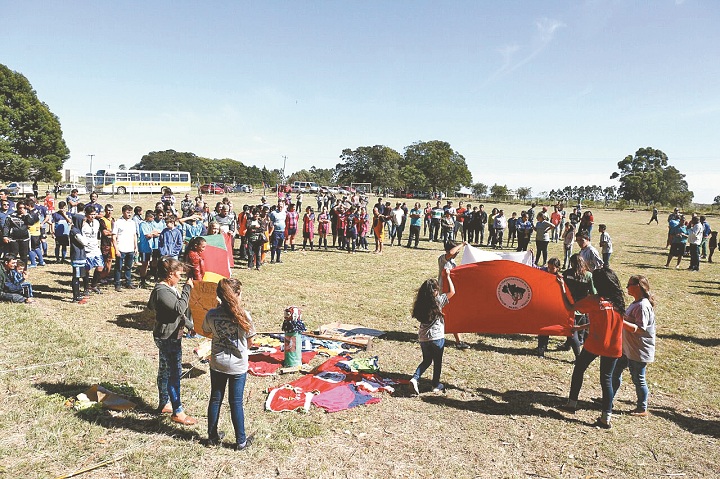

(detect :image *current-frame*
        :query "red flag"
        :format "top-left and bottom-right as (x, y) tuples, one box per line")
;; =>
(444, 260), (573, 335)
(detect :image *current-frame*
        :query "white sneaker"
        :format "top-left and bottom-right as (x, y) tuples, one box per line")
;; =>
(432, 383), (445, 393)
(409, 377), (419, 395)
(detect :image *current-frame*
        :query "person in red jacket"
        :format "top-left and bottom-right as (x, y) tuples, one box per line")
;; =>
(557, 267), (625, 429)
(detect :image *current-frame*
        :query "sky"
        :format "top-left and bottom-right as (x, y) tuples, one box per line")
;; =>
(2, 0), (719, 203)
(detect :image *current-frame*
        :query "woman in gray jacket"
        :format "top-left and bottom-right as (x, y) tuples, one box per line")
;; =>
(203, 278), (256, 450)
(148, 257), (196, 425)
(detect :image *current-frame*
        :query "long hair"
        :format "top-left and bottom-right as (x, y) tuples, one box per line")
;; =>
(567, 254), (588, 279)
(412, 279), (443, 323)
(629, 274), (655, 308)
(187, 236), (206, 252)
(592, 268), (626, 315)
(216, 278), (251, 333)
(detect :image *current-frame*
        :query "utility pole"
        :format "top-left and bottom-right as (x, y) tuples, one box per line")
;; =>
(88, 154), (95, 190)
(281, 155), (287, 184)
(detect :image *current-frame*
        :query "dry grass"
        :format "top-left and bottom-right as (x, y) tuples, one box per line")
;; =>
(0, 193), (718, 479)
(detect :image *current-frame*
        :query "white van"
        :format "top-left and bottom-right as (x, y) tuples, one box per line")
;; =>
(291, 181), (319, 193)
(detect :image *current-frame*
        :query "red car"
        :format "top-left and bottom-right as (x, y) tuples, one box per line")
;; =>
(200, 183), (224, 194)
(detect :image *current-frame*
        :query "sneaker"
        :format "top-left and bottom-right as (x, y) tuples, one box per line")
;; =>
(409, 377), (419, 395)
(594, 418), (611, 429)
(630, 409), (649, 417)
(432, 383), (445, 393)
(73, 297), (88, 305)
(115, 285), (123, 292)
(456, 341), (470, 350)
(236, 435), (254, 451)
(90, 287), (102, 294)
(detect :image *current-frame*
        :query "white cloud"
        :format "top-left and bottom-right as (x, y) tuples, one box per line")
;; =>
(487, 17), (566, 82)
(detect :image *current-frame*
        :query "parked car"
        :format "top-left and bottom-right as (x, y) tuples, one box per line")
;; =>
(200, 183), (225, 194)
(58, 183), (88, 195)
(3, 182), (34, 196)
(233, 184), (254, 193)
(216, 183), (233, 193)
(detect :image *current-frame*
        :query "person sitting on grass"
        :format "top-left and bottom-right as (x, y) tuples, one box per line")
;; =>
(0, 255), (33, 304)
(10, 259), (34, 302)
(409, 271), (455, 395)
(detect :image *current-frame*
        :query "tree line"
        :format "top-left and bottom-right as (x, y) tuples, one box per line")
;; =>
(1, 63), (696, 206)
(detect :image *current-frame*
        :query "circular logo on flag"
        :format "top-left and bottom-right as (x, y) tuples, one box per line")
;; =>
(497, 277), (532, 310)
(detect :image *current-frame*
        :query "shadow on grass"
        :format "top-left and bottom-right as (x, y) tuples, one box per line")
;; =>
(111, 310), (155, 331)
(420, 387), (588, 424)
(383, 330), (418, 343)
(33, 381), (202, 441)
(621, 263), (671, 270)
(692, 290), (720, 297)
(650, 405), (720, 439)
(31, 284), (68, 301)
(658, 333), (720, 347)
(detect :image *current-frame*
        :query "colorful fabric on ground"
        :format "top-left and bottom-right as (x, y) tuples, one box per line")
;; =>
(337, 356), (379, 373)
(201, 233), (234, 278)
(265, 386), (314, 413)
(265, 354), (396, 413)
(444, 260), (574, 335)
(248, 350), (317, 376)
(311, 384), (381, 413)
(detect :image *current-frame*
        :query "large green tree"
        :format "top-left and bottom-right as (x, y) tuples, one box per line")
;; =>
(610, 147), (693, 206)
(335, 145), (402, 190)
(403, 140), (472, 194)
(0, 64), (69, 182)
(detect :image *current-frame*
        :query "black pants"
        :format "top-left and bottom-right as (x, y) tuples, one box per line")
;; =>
(407, 225), (421, 247)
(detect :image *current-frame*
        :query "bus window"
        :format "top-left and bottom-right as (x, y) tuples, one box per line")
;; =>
(161, 173), (171, 182)
(151, 173), (161, 181)
(171, 173), (179, 181)
(130, 173), (140, 181)
(140, 173), (151, 181)
(180, 173), (189, 182)
(116, 172), (128, 180)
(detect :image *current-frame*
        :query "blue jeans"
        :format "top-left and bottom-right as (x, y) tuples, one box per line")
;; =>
(603, 252), (611, 268)
(207, 369), (247, 445)
(114, 251), (135, 287)
(612, 355), (649, 411)
(569, 349), (618, 415)
(154, 337), (184, 414)
(270, 230), (284, 262)
(413, 338), (445, 388)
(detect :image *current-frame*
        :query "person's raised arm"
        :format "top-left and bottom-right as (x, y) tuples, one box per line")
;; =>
(445, 269), (456, 300)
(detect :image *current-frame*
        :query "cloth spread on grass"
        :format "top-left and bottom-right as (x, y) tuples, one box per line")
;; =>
(248, 351), (317, 376)
(312, 384), (380, 413)
(337, 356), (379, 373)
(265, 354), (402, 413)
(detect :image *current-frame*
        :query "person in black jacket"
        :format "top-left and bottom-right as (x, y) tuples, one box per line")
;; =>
(2, 200), (38, 264)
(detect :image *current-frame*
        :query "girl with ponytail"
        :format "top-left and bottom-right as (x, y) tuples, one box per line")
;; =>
(202, 278), (256, 450)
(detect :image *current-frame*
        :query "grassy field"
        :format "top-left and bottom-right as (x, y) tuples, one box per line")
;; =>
(0, 193), (718, 479)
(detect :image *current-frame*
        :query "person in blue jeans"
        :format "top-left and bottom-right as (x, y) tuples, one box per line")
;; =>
(409, 270), (455, 395)
(203, 278), (256, 450)
(612, 274), (656, 416)
(148, 257), (196, 426)
(269, 204), (286, 263)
